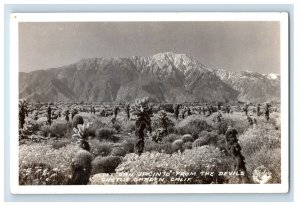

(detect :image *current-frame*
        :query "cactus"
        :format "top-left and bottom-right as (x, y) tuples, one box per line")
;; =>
(225, 127), (249, 183)
(131, 97), (153, 155)
(174, 104), (180, 120)
(192, 138), (207, 148)
(265, 103), (271, 121)
(256, 104), (261, 116)
(171, 139), (184, 152)
(69, 150), (93, 185)
(71, 107), (78, 120)
(72, 114), (84, 129)
(63, 108), (70, 122)
(72, 123), (91, 151)
(113, 105), (120, 118)
(19, 99), (28, 129)
(157, 110), (171, 136)
(47, 105), (52, 125)
(125, 103), (130, 119)
(181, 134), (194, 143)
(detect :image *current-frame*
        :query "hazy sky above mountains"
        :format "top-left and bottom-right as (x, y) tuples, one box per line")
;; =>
(19, 21), (280, 74)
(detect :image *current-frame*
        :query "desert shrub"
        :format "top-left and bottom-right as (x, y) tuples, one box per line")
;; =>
(175, 115), (210, 138)
(144, 139), (173, 154)
(239, 123), (281, 158)
(40, 125), (52, 137)
(89, 119), (106, 130)
(212, 118), (233, 135)
(91, 156), (123, 174)
(89, 140), (113, 157)
(181, 134), (194, 143)
(40, 120), (72, 139)
(162, 133), (181, 143)
(114, 146), (230, 184)
(245, 147), (281, 183)
(36, 117), (47, 126)
(95, 127), (117, 141)
(171, 139), (184, 153)
(72, 114), (84, 129)
(21, 118), (39, 137)
(19, 163), (69, 185)
(209, 113), (250, 134)
(121, 138), (135, 154)
(50, 120), (72, 138)
(122, 121), (136, 133)
(19, 143), (77, 178)
(51, 138), (72, 149)
(111, 147), (128, 157)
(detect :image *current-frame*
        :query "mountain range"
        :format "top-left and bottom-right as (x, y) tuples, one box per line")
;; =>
(19, 52), (280, 103)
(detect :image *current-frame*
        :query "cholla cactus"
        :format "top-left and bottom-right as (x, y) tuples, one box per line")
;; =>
(19, 99), (28, 129)
(71, 107), (78, 120)
(131, 97), (153, 155)
(47, 105), (52, 125)
(225, 127), (249, 183)
(124, 103), (130, 119)
(156, 110), (173, 137)
(72, 123), (91, 151)
(63, 108), (70, 122)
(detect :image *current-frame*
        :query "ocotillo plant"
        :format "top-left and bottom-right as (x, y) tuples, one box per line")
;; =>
(72, 123), (91, 151)
(19, 99), (28, 129)
(131, 97), (153, 155)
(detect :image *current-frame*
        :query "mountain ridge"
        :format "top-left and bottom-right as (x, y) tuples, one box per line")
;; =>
(19, 52), (280, 103)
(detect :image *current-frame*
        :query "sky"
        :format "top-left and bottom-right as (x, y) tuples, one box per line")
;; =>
(19, 21), (280, 74)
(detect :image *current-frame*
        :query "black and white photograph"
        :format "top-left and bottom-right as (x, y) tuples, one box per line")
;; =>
(10, 13), (289, 193)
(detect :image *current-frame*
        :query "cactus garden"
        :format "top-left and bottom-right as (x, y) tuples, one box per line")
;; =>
(18, 98), (281, 185)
